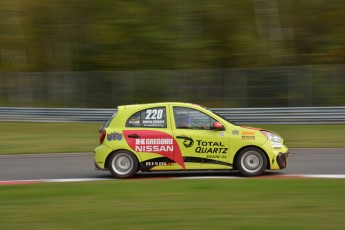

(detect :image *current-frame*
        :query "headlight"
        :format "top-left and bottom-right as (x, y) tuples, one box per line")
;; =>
(261, 131), (282, 143)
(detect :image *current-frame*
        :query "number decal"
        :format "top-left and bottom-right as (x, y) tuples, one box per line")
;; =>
(145, 109), (163, 120)
(151, 110), (157, 119)
(145, 110), (152, 120)
(157, 109), (163, 119)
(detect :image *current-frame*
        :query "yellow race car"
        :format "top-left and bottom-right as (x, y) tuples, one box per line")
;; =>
(94, 102), (289, 178)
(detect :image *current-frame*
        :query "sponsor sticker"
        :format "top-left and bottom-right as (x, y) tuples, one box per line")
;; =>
(243, 131), (255, 135)
(107, 132), (123, 141)
(123, 130), (186, 169)
(194, 140), (228, 154)
(242, 136), (255, 140)
(134, 138), (174, 152)
(145, 162), (173, 166)
(232, 130), (239, 135)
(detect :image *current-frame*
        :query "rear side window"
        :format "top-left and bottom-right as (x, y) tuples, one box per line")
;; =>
(126, 107), (167, 128)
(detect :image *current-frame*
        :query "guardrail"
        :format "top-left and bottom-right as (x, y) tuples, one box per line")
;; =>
(0, 106), (344, 124)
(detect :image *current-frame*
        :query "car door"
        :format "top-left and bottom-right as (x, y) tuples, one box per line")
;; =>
(122, 106), (185, 170)
(171, 106), (231, 170)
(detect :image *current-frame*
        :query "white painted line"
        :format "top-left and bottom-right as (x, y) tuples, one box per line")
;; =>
(44, 178), (111, 183)
(0, 180), (43, 185)
(176, 176), (240, 179)
(302, 174), (345, 179)
(2, 174), (345, 185)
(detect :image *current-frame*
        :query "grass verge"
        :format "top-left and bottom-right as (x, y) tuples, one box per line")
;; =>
(0, 179), (345, 230)
(0, 122), (344, 154)
(0, 122), (100, 154)
(253, 124), (345, 148)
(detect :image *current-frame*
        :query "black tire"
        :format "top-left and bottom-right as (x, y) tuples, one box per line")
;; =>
(236, 147), (267, 177)
(108, 150), (138, 179)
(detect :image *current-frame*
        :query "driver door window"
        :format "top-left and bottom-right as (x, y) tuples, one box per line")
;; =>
(173, 107), (217, 130)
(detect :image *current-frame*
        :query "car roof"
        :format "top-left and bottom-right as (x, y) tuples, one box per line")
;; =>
(118, 102), (203, 110)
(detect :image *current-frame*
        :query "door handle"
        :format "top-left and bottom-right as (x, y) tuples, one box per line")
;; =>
(128, 134), (140, 138)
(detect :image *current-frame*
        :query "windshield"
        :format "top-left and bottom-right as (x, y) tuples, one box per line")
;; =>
(209, 109), (236, 125)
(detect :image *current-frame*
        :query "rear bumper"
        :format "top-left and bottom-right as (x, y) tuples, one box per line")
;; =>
(94, 144), (113, 170)
(94, 161), (102, 170)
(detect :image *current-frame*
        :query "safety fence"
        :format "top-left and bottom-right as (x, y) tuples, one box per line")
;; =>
(1, 66), (345, 109)
(0, 106), (344, 124)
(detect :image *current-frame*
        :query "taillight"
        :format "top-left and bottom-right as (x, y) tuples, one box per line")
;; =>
(100, 129), (106, 144)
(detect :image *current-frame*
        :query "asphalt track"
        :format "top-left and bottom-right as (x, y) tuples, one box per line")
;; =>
(1, 148), (345, 182)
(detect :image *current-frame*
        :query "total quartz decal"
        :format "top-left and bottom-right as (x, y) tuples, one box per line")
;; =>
(195, 140), (228, 154)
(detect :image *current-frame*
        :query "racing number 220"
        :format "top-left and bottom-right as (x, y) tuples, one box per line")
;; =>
(145, 109), (163, 120)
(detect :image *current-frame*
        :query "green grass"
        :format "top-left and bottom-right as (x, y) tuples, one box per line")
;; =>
(0, 179), (345, 230)
(252, 124), (345, 148)
(0, 122), (344, 154)
(0, 122), (100, 154)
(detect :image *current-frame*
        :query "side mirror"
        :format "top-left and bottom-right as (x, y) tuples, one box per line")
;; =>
(213, 122), (224, 130)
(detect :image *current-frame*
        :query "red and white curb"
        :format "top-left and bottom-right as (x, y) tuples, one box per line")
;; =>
(0, 178), (110, 185)
(1, 174), (345, 185)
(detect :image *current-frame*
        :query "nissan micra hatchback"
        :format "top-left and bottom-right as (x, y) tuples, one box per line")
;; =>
(94, 102), (289, 178)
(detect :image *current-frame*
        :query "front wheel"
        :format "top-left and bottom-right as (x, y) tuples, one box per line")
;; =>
(236, 148), (267, 177)
(108, 151), (138, 179)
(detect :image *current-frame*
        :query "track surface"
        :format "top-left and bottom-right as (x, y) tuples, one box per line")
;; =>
(1, 148), (345, 181)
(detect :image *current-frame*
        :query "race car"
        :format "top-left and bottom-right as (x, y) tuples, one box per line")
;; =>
(94, 102), (289, 178)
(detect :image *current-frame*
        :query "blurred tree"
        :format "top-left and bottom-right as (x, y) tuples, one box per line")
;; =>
(0, 0), (344, 107)
(1, 0), (344, 71)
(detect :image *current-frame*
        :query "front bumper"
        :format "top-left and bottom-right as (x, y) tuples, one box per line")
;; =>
(261, 140), (289, 170)
(276, 151), (289, 169)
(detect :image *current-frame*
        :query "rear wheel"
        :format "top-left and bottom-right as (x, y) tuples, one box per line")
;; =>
(236, 147), (267, 177)
(108, 150), (138, 179)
